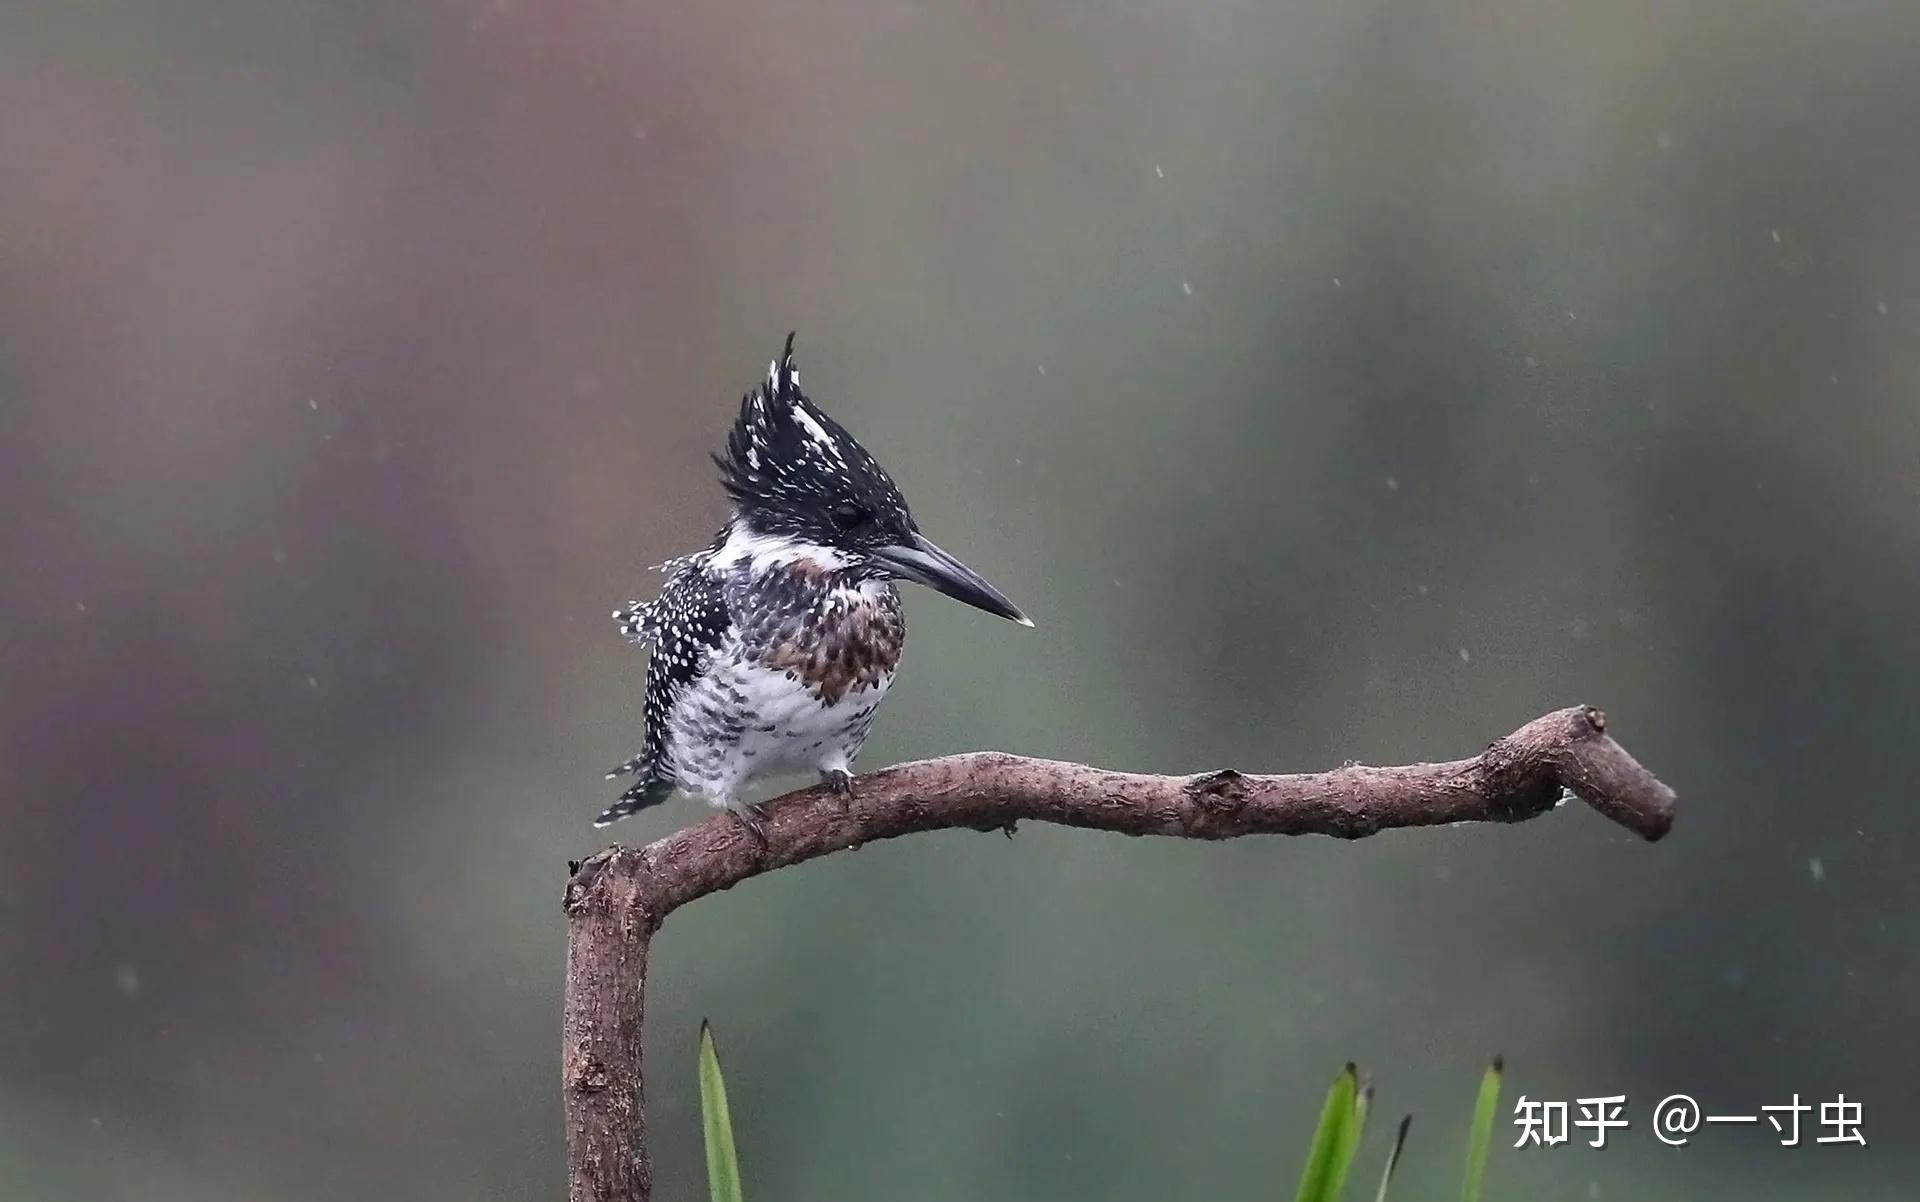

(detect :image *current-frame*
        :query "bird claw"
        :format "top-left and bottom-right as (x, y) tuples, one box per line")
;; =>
(821, 768), (855, 809)
(730, 802), (771, 847)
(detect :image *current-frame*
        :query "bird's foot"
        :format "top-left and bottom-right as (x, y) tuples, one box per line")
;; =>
(728, 801), (771, 848)
(821, 767), (855, 810)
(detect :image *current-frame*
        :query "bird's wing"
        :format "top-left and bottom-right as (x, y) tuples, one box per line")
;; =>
(613, 553), (707, 646)
(607, 558), (732, 781)
(639, 562), (731, 705)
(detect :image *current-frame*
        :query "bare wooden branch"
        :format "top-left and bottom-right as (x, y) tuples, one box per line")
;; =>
(563, 704), (1674, 1202)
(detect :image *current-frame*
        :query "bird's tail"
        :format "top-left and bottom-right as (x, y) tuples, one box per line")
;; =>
(594, 773), (675, 828)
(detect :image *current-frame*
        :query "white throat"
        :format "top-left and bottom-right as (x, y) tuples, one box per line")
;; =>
(709, 519), (854, 575)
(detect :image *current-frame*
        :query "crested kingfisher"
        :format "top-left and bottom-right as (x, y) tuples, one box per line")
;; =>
(599, 334), (1031, 839)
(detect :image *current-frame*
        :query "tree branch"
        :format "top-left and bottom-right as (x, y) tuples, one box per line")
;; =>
(562, 704), (1675, 1202)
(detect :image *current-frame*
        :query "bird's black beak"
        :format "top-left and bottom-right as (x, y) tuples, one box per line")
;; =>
(872, 532), (1033, 626)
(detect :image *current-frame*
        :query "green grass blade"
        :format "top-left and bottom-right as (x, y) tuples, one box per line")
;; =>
(1326, 1080), (1370, 1201)
(699, 1022), (744, 1202)
(1292, 1063), (1360, 1202)
(1372, 1115), (1411, 1202)
(1461, 1056), (1502, 1202)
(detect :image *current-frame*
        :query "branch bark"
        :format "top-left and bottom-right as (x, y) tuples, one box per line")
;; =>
(562, 704), (1675, 1202)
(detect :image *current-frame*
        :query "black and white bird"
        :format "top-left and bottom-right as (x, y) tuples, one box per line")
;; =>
(600, 334), (1030, 839)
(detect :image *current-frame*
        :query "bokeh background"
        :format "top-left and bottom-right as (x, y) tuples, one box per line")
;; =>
(4, 1), (1917, 1199)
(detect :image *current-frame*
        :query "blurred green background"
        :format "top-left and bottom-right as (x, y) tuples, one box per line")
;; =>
(3, 1), (1916, 1199)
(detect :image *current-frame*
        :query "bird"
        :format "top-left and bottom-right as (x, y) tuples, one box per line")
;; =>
(599, 333), (1031, 840)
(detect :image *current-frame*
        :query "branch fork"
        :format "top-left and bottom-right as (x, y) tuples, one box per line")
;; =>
(563, 704), (1675, 1201)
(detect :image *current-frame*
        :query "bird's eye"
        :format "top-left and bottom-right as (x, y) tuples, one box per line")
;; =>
(830, 502), (867, 531)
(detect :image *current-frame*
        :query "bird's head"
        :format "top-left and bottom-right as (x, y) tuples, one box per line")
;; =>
(713, 333), (1030, 626)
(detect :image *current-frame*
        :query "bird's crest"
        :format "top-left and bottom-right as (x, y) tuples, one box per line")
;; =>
(714, 333), (909, 535)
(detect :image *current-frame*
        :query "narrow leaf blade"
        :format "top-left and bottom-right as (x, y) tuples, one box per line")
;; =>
(1326, 1079), (1370, 1201)
(1293, 1064), (1360, 1202)
(1461, 1056), (1502, 1202)
(699, 1022), (745, 1202)
(1372, 1115), (1410, 1202)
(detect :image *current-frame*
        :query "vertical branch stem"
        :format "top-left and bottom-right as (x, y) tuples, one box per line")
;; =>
(564, 858), (656, 1202)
